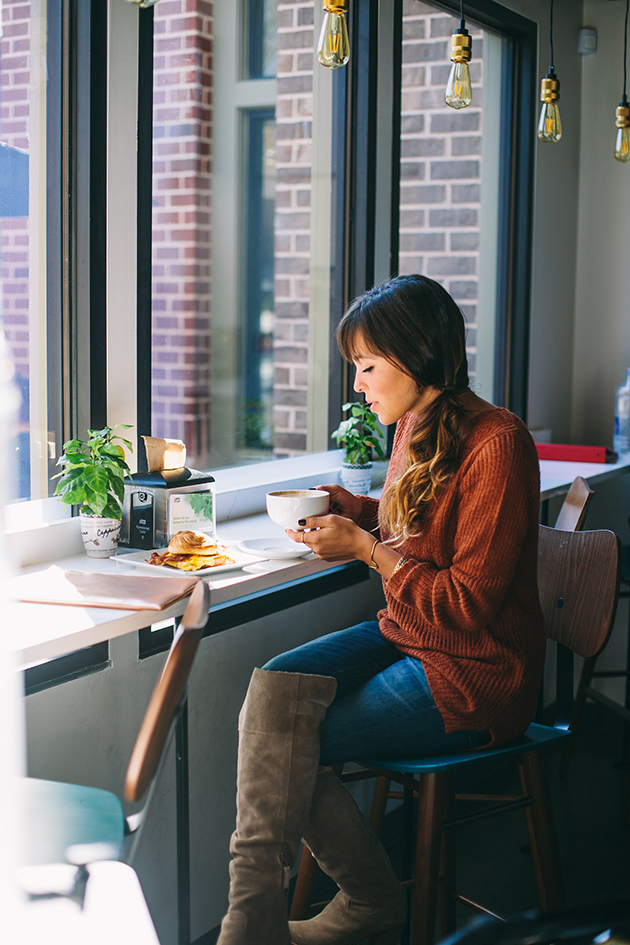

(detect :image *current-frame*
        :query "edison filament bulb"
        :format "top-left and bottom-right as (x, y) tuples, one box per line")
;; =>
(445, 28), (472, 110)
(317, 4), (350, 70)
(445, 61), (472, 109)
(615, 104), (630, 162)
(538, 74), (562, 143)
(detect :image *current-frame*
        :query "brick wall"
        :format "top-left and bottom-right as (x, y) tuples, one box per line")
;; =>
(272, 0), (314, 457)
(399, 0), (483, 377)
(0, 0), (31, 389)
(151, 0), (213, 468)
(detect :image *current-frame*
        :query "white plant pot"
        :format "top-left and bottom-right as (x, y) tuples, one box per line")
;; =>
(80, 513), (122, 558)
(340, 461), (373, 495)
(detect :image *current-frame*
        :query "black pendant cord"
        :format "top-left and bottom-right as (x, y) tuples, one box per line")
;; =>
(548, 0), (555, 73)
(459, 0), (465, 31)
(623, 0), (629, 106)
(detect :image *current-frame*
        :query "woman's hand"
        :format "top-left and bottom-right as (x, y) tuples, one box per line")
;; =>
(313, 484), (363, 524)
(286, 514), (373, 562)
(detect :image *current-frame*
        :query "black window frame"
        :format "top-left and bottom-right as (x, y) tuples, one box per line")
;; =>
(56, 0), (109, 444)
(23, 0), (110, 690)
(136, 6), (155, 468)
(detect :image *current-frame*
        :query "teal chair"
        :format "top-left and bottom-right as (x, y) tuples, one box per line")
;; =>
(290, 527), (620, 945)
(20, 580), (210, 930)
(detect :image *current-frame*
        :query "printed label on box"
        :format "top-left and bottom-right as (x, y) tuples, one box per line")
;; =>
(168, 491), (215, 538)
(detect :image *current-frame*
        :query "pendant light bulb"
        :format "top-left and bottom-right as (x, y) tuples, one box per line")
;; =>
(445, 26), (472, 110)
(616, 1), (630, 161)
(538, 0), (561, 143)
(615, 102), (630, 162)
(538, 74), (562, 142)
(317, 2), (350, 70)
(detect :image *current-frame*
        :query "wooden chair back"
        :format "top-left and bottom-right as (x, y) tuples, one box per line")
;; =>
(124, 580), (210, 802)
(538, 525), (620, 659)
(553, 476), (593, 532)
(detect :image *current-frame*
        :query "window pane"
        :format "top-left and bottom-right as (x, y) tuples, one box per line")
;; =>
(399, 1), (501, 400)
(151, 1), (321, 469)
(0, 0), (59, 501)
(243, 110), (276, 454)
(248, 0), (278, 79)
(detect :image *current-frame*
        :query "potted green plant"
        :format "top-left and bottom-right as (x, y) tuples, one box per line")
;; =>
(331, 401), (386, 493)
(52, 425), (133, 558)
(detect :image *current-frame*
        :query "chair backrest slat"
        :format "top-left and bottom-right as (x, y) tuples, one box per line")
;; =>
(553, 476), (594, 532)
(124, 580), (210, 803)
(538, 525), (620, 659)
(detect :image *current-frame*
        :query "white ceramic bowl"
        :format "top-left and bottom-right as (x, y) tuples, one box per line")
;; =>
(266, 490), (330, 531)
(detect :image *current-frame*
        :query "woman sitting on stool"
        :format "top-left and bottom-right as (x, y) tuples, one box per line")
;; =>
(217, 274), (545, 945)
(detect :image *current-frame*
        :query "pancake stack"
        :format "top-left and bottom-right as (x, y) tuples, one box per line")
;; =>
(146, 530), (235, 571)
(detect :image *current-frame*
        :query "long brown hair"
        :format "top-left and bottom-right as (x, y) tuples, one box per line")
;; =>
(337, 274), (471, 543)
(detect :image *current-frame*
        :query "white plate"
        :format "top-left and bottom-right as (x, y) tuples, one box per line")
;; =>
(238, 537), (311, 560)
(116, 545), (266, 576)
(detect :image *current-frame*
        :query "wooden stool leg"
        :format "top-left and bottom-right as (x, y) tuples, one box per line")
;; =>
(369, 775), (391, 835)
(289, 763), (344, 920)
(439, 772), (457, 938)
(289, 845), (319, 920)
(559, 655), (596, 776)
(518, 753), (565, 911)
(411, 772), (446, 945)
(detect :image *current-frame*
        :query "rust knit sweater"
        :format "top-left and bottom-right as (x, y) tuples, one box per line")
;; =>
(358, 407), (545, 747)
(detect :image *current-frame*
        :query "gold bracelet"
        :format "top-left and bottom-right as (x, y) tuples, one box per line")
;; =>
(369, 539), (380, 571)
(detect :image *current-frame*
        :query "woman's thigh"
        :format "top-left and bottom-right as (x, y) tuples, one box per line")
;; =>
(319, 656), (490, 766)
(263, 621), (402, 698)
(263, 622), (490, 766)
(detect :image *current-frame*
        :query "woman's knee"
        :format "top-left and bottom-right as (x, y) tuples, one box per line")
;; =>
(261, 651), (305, 673)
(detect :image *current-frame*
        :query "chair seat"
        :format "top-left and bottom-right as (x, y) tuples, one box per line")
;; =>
(21, 777), (125, 866)
(358, 722), (570, 775)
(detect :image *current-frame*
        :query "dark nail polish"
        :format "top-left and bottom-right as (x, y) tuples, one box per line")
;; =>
(298, 519), (306, 526)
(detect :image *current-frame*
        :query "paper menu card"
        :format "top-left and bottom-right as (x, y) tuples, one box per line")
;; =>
(11, 566), (201, 611)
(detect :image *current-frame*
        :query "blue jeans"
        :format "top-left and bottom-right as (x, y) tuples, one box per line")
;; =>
(263, 621), (490, 767)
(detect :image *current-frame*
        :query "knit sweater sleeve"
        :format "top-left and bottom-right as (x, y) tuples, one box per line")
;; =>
(357, 496), (380, 536)
(383, 425), (539, 638)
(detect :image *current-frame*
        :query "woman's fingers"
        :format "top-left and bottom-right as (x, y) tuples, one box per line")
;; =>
(313, 483), (362, 523)
(286, 515), (365, 561)
(294, 513), (336, 529)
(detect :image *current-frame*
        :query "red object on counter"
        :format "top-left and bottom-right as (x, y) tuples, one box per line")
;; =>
(535, 443), (608, 464)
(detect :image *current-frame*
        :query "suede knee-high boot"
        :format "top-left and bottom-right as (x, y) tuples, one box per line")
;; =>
(289, 768), (407, 945)
(217, 668), (337, 945)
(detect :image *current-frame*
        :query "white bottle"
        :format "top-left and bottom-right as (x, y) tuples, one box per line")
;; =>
(614, 368), (630, 455)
